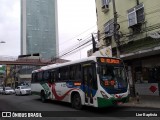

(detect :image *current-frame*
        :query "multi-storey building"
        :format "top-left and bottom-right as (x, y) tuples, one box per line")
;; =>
(95, 0), (160, 96)
(21, 0), (59, 59)
(0, 66), (6, 86)
(5, 65), (15, 87)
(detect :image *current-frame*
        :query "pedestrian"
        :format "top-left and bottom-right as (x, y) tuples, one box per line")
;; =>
(3, 85), (5, 94)
(136, 92), (140, 103)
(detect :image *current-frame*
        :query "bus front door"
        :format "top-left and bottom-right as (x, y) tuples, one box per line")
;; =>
(83, 64), (94, 105)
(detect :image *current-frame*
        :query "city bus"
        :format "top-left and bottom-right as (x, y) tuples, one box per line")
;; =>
(31, 56), (129, 109)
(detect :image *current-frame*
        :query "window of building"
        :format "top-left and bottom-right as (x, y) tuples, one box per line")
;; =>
(101, 0), (111, 12)
(127, 3), (144, 27)
(104, 19), (114, 37)
(101, 0), (110, 8)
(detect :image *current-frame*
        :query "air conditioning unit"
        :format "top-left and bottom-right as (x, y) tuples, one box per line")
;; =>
(102, 5), (109, 13)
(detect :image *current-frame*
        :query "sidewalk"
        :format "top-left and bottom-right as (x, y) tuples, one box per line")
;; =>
(121, 95), (160, 109)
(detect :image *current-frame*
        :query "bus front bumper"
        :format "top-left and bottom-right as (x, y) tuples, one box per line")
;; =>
(97, 96), (129, 108)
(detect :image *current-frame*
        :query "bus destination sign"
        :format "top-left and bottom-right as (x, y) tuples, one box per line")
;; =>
(98, 58), (121, 64)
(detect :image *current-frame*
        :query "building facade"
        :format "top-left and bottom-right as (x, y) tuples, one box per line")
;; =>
(0, 66), (6, 86)
(5, 65), (15, 88)
(21, 0), (59, 59)
(95, 0), (160, 96)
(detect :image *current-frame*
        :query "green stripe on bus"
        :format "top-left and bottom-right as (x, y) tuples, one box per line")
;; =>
(40, 83), (51, 98)
(97, 97), (113, 107)
(97, 96), (129, 107)
(40, 83), (50, 91)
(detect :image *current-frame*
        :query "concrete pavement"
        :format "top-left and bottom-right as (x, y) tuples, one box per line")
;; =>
(121, 95), (160, 109)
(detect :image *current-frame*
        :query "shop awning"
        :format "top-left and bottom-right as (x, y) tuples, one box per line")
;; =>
(120, 46), (160, 60)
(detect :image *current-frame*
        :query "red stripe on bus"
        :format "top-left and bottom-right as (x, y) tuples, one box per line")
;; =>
(48, 83), (77, 101)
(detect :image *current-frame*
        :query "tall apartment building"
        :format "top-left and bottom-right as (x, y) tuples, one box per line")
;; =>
(21, 0), (59, 59)
(95, 0), (160, 96)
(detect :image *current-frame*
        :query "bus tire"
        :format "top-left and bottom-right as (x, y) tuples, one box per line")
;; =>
(41, 91), (46, 103)
(72, 93), (82, 110)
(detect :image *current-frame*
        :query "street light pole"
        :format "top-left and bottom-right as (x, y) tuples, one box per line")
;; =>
(77, 39), (82, 59)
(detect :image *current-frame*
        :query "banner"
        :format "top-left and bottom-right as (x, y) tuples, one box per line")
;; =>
(92, 46), (112, 57)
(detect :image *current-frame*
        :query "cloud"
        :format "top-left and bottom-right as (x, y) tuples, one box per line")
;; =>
(0, 0), (96, 60)
(0, 0), (20, 56)
(58, 0), (97, 60)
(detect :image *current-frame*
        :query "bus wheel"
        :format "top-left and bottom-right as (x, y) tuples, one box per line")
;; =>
(41, 91), (46, 103)
(72, 93), (82, 110)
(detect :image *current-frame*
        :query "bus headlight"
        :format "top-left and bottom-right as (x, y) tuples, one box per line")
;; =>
(100, 91), (108, 99)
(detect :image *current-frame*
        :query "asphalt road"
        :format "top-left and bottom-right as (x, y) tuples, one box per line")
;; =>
(0, 94), (160, 120)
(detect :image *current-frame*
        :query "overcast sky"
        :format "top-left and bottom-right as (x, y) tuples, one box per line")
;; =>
(0, 0), (97, 60)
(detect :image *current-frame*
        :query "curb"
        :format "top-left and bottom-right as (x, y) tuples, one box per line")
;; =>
(119, 102), (160, 109)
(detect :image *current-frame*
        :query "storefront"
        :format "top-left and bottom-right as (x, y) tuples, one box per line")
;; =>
(121, 47), (160, 96)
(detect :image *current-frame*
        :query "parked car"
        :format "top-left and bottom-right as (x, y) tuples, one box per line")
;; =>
(0, 87), (3, 94)
(15, 86), (31, 95)
(2, 87), (15, 95)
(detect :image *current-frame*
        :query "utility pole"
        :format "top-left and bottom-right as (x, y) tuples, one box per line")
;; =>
(113, 0), (136, 97)
(112, 0), (120, 58)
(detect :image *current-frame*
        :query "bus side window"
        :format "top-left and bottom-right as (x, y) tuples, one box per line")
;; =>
(92, 63), (98, 90)
(43, 70), (50, 82)
(32, 73), (37, 83)
(59, 67), (69, 81)
(69, 66), (75, 81)
(69, 64), (81, 81)
(75, 64), (82, 81)
(55, 69), (60, 82)
(50, 71), (55, 83)
(37, 72), (43, 82)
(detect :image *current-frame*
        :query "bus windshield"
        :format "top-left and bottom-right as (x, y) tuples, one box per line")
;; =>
(98, 63), (128, 94)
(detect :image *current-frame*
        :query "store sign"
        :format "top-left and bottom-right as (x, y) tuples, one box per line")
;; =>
(135, 83), (159, 96)
(93, 46), (112, 57)
(149, 85), (157, 93)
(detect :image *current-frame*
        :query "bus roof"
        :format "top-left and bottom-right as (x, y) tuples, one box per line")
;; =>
(32, 56), (119, 73)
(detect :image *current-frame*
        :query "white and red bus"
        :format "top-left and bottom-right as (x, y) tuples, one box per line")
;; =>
(31, 56), (129, 109)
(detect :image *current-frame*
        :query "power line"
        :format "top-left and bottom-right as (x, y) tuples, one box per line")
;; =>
(59, 35), (92, 55)
(59, 25), (97, 46)
(54, 2), (160, 60)
(59, 30), (98, 57)
(59, 37), (92, 58)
